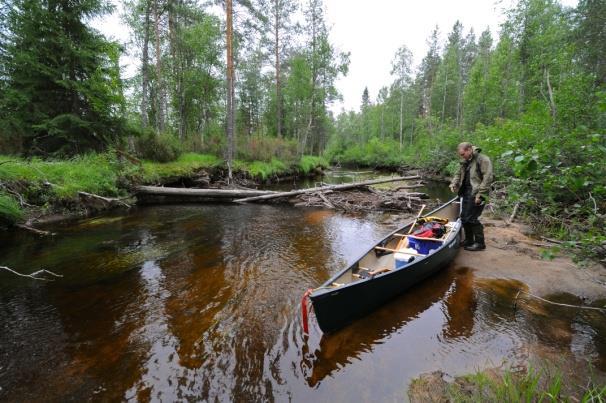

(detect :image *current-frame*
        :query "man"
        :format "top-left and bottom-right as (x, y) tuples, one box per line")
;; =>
(449, 142), (493, 251)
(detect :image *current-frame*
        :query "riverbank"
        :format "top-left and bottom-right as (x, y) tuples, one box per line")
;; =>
(0, 152), (328, 228)
(405, 214), (606, 401)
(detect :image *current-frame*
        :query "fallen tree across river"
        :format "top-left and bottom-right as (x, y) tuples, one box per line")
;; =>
(135, 186), (277, 199)
(233, 175), (421, 203)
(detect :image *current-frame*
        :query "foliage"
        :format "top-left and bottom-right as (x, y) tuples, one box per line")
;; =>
(237, 135), (298, 163)
(329, 0), (605, 260)
(327, 137), (405, 168)
(134, 130), (183, 163)
(0, 191), (23, 226)
(0, 0), (126, 156)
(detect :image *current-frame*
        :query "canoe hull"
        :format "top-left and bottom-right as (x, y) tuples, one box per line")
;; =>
(309, 198), (461, 333)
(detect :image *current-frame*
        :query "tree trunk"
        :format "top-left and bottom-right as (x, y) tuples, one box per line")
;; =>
(274, 0), (282, 138)
(380, 105), (385, 140)
(399, 90), (403, 151)
(441, 69), (448, 124)
(141, 0), (151, 128)
(136, 186), (276, 198)
(545, 68), (557, 123)
(225, 0), (235, 181)
(153, 0), (165, 133)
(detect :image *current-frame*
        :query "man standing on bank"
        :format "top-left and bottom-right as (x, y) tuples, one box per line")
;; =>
(449, 142), (493, 251)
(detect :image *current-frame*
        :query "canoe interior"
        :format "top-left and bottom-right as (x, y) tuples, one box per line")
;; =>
(308, 198), (462, 333)
(316, 198), (461, 289)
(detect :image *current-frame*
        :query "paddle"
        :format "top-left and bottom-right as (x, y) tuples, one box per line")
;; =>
(396, 204), (426, 251)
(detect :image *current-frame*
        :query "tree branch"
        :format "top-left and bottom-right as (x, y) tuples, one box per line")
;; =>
(0, 266), (63, 281)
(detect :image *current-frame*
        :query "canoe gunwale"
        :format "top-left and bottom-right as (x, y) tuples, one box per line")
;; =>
(310, 197), (461, 299)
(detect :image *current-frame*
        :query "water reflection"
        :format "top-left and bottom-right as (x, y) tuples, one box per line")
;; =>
(0, 205), (604, 401)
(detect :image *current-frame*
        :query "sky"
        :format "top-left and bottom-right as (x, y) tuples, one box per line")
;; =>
(95, 0), (578, 114)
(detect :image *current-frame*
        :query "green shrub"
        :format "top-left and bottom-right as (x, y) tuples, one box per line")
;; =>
(135, 129), (183, 162)
(238, 135), (297, 163)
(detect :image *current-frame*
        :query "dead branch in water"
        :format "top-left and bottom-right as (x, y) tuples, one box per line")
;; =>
(296, 187), (429, 213)
(15, 224), (55, 236)
(0, 266), (63, 281)
(78, 191), (132, 209)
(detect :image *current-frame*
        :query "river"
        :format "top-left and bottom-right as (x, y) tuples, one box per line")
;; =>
(0, 174), (604, 401)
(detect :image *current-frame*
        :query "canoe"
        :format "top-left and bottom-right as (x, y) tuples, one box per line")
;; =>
(306, 197), (462, 333)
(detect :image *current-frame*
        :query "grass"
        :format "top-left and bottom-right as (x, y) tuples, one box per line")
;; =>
(0, 152), (329, 224)
(444, 367), (605, 402)
(234, 158), (287, 180)
(0, 154), (123, 199)
(0, 191), (23, 225)
(138, 153), (223, 183)
(298, 155), (329, 174)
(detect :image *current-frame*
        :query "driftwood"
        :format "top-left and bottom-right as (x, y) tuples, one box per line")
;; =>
(135, 186), (276, 199)
(506, 202), (520, 226)
(15, 224), (55, 236)
(296, 187), (429, 213)
(78, 191), (132, 209)
(0, 266), (63, 281)
(234, 175), (421, 203)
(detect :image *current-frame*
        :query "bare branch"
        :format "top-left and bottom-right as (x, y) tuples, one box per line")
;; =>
(0, 266), (63, 281)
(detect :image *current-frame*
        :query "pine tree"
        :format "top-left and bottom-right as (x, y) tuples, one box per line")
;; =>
(0, 0), (126, 156)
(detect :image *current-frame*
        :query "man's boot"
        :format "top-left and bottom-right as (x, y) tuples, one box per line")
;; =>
(464, 223), (486, 251)
(460, 223), (474, 247)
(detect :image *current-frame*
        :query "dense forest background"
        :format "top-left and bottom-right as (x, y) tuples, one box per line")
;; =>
(0, 0), (604, 257)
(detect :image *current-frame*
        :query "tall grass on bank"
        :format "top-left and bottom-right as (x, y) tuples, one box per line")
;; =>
(298, 156), (329, 174)
(0, 154), (123, 199)
(139, 153), (223, 183)
(234, 158), (287, 180)
(443, 366), (606, 402)
(0, 191), (23, 225)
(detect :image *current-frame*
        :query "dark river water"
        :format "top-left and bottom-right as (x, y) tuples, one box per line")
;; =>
(1, 176), (605, 401)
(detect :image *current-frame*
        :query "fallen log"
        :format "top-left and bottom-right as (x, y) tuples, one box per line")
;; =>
(234, 175), (421, 203)
(135, 185), (277, 199)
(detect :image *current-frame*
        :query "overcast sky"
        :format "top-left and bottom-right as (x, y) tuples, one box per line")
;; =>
(96, 0), (577, 114)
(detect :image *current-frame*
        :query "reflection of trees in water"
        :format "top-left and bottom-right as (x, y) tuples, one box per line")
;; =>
(441, 267), (476, 339)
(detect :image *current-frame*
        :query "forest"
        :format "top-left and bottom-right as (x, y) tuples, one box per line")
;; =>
(0, 0), (604, 259)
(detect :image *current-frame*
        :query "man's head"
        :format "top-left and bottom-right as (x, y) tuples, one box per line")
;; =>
(457, 142), (473, 161)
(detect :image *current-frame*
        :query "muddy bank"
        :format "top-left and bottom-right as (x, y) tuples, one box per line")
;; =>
(455, 216), (606, 300)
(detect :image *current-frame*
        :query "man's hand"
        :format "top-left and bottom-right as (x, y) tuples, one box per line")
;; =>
(449, 184), (457, 193)
(475, 195), (482, 205)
